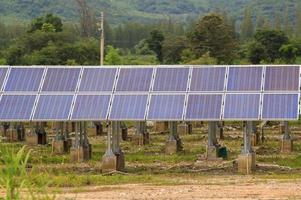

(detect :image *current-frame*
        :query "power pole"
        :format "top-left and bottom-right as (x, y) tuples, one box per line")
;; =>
(98, 12), (104, 66)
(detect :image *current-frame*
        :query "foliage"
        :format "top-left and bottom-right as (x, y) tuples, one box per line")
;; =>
(184, 52), (218, 65)
(240, 8), (254, 40)
(247, 41), (266, 64)
(162, 36), (187, 64)
(0, 146), (30, 200)
(104, 45), (122, 65)
(254, 30), (289, 62)
(279, 44), (298, 64)
(146, 30), (165, 63)
(189, 13), (237, 64)
(28, 14), (63, 33)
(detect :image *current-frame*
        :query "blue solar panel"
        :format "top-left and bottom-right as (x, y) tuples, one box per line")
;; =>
(147, 94), (185, 120)
(153, 68), (189, 92)
(5, 68), (44, 92)
(109, 95), (148, 120)
(185, 94), (222, 120)
(0, 68), (8, 91)
(42, 68), (81, 92)
(262, 94), (299, 120)
(71, 95), (111, 120)
(0, 95), (36, 120)
(264, 66), (299, 91)
(227, 67), (262, 91)
(116, 68), (153, 92)
(224, 94), (260, 119)
(79, 68), (117, 92)
(33, 95), (73, 120)
(190, 67), (225, 92)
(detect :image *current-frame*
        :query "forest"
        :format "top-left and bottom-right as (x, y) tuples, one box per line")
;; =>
(0, 1), (301, 66)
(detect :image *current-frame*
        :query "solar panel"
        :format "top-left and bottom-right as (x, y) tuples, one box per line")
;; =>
(153, 68), (189, 92)
(227, 67), (262, 91)
(42, 68), (81, 92)
(33, 95), (73, 120)
(147, 94), (185, 120)
(109, 95), (148, 120)
(0, 68), (8, 91)
(0, 95), (36, 121)
(223, 94), (261, 120)
(264, 66), (299, 91)
(116, 68), (153, 92)
(4, 68), (44, 92)
(71, 95), (111, 120)
(262, 94), (299, 120)
(190, 67), (225, 92)
(79, 68), (117, 92)
(185, 94), (223, 120)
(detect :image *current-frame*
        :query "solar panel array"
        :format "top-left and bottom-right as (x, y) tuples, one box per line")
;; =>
(0, 65), (299, 122)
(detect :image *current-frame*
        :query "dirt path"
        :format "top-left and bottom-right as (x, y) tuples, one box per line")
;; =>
(59, 178), (301, 200)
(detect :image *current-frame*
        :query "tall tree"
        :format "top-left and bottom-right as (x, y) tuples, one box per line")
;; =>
(284, 4), (293, 37)
(189, 13), (237, 64)
(75, 0), (96, 37)
(241, 8), (254, 40)
(146, 30), (165, 63)
(295, 3), (301, 37)
(274, 12), (282, 31)
(28, 14), (63, 33)
(256, 12), (265, 30)
(254, 30), (289, 62)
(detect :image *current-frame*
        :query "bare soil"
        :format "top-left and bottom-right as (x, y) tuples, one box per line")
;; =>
(59, 177), (301, 200)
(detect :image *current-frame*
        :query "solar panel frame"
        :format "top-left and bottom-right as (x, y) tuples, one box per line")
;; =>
(0, 94), (37, 122)
(152, 66), (190, 92)
(184, 93), (224, 121)
(189, 66), (227, 92)
(264, 65), (300, 92)
(223, 93), (262, 120)
(0, 67), (10, 93)
(70, 94), (111, 121)
(146, 93), (186, 121)
(41, 66), (82, 93)
(78, 67), (118, 93)
(4, 67), (45, 92)
(226, 66), (264, 92)
(261, 93), (300, 120)
(115, 67), (154, 92)
(109, 93), (149, 121)
(32, 94), (74, 121)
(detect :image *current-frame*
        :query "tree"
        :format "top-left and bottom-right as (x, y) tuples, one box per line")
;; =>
(146, 30), (165, 63)
(295, 3), (301, 37)
(283, 4), (293, 37)
(162, 36), (187, 64)
(75, 0), (97, 38)
(274, 12), (282, 31)
(189, 13), (237, 64)
(28, 14), (63, 33)
(241, 8), (254, 40)
(256, 12), (266, 30)
(247, 41), (266, 64)
(254, 30), (289, 62)
(104, 45), (122, 65)
(184, 52), (217, 65)
(279, 44), (298, 63)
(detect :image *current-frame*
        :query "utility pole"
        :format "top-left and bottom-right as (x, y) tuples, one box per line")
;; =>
(98, 12), (104, 65)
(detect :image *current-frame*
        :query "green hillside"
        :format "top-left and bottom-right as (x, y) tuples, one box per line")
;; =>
(0, 0), (299, 25)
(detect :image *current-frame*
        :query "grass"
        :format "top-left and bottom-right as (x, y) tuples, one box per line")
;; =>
(0, 124), (301, 190)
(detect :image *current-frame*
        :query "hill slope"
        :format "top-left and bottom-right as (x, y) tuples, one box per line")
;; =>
(0, 0), (299, 25)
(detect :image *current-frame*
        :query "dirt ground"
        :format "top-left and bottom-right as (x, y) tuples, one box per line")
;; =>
(59, 177), (301, 200)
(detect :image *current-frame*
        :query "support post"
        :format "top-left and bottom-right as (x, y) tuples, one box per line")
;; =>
(133, 121), (149, 145)
(280, 121), (293, 153)
(165, 122), (182, 154)
(206, 121), (221, 160)
(238, 121), (256, 174)
(102, 122), (119, 173)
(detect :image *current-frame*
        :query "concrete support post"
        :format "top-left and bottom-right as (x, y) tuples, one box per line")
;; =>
(177, 122), (192, 135)
(133, 121), (149, 145)
(53, 122), (68, 154)
(218, 121), (224, 140)
(165, 122), (182, 154)
(102, 122), (125, 173)
(206, 121), (221, 160)
(280, 121), (293, 153)
(238, 121), (256, 174)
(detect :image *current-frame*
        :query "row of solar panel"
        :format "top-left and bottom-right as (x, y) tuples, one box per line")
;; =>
(0, 66), (299, 93)
(0, 93), (298, 121)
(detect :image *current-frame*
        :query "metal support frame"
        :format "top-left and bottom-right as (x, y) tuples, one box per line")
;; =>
(243, 121), (253, 154)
